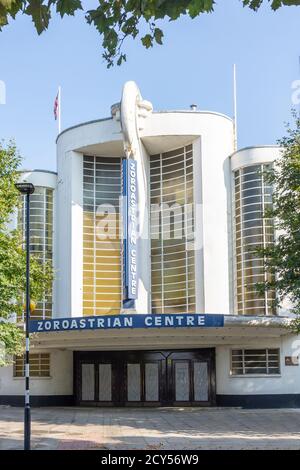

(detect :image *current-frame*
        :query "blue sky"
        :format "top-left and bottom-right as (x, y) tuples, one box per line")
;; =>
(0, 1), (300, 171)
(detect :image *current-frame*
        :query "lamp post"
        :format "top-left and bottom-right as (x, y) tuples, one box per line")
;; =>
(15, 182), (35, 451)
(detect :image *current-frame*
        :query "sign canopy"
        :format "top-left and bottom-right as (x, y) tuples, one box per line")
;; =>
(29, 314), (224, 333)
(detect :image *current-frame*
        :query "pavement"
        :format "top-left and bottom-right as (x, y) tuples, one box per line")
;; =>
(1, 406), (300, 450)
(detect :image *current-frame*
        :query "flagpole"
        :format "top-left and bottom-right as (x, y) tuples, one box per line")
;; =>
(58, 86), (61, 134)
(298, 56), (300, 117)
(233, 64), (238, 152)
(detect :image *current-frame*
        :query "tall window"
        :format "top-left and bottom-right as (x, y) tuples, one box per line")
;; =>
(83, 155), (122, 316)
(18, 187), (53, 319)
(150, 145), (195, 314)
(234, 164), (275, 315)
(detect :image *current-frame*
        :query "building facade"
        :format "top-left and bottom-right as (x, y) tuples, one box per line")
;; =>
(0, 82), (299, 408)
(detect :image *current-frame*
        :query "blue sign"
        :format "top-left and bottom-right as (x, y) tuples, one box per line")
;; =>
(29, 314), (224, 333)
(123, 159), (138, 300)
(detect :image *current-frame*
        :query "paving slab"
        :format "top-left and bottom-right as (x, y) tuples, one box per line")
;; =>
(1, 406), (300, 450)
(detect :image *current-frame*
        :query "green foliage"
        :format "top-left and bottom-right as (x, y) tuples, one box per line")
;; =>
(0, 322), (24, 366)
(256, 112), (300, 332)
(243, 1), (299, 10)
(0, 0), (299, 66)
(0, 141), (21, 226)
(0, 142), (53, 366)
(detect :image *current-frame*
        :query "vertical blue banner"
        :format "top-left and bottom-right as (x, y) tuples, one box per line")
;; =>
(123, 159), (138, 300)
(122, 159), (128, 301)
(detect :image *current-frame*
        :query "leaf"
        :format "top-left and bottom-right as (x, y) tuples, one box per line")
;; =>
(188, 0), (214, 18)
(154, 27), (163, 45)
(117, 53), (126, 66)
(56, 0), (82, 17)
(0, 0), (16, 7)
(254, 112), (300, 330)
(141, 33), (153, 48)
(0, 142), (53, 364)
(0, 6), (9, 28)
(0, 1), (299, 70)
(25, 0), (51, 34)
(242, 0), (263, 10)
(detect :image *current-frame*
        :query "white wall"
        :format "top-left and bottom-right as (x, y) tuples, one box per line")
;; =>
(55, 151), (83, 318)
(56, 118), (123, 156)
(199, 117), (233, 314)
(193, 137), (205, 312)
(216, 335), (300, 395)
(231, 145), (281, 172)
(10, 171), (57, 233)
(55, 151), (72, 317)
(70, 152), (83, 317)
(0, 350), (73, 396)
(18, 170), (57, 190)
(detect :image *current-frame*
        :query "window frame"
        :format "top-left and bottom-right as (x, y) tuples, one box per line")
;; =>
(13, 353), (51, 379)
(82, 155), (123, 317)
(233, 164), (276, 316)
(150, 145), (196, 315)
(229, 348), (281, 377)
(18, 187), (54, 320)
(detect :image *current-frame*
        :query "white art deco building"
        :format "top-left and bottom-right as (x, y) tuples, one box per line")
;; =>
(0, 82), (299, 408)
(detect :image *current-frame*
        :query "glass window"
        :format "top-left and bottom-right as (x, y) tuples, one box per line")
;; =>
(194, 362), (208, 401)
(14, 353), (50, 377)
(175, 362), (190, 401)
(231, 349), (280, 375)
(99, 364), (112, 401)
(150, 146), (195, 314)
(234, 165), (275, 315)
(83, 156), (122, 316)
(81, 364), (95, 401)
(127, 364), (141, 401)
(18, 187), (53, 320)
(145, 363), (159, 401)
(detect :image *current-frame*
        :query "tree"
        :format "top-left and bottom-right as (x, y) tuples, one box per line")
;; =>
(257, 112), (300, 333)
(0, 142), (53, 366)
(0, 1), (299, 66)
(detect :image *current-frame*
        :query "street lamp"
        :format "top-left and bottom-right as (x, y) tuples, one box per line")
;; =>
(15, 182), (35, 451)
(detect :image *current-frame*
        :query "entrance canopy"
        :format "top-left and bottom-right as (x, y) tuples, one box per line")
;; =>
(30, 314), (292, 351)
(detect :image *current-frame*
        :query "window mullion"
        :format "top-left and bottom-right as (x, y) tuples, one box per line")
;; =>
(184, 146), (189, 313)
(160, 154), (164, 314)
(43, 188), (46, 320)
(93, 157), (96, 316)
(239, 171), (245, 315)
(261, 164), (269, 316)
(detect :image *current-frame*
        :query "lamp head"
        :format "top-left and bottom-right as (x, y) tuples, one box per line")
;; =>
(15, 182), (35, 195)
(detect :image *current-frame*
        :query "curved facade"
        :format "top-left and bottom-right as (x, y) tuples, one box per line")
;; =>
(55, 108), (234, 318)
(231, 147), (281, 316)
(1, 84), (299, 409)
(16, 170), (57, 320)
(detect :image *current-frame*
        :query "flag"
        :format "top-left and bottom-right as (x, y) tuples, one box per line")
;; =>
(54, 91), (59, 120)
